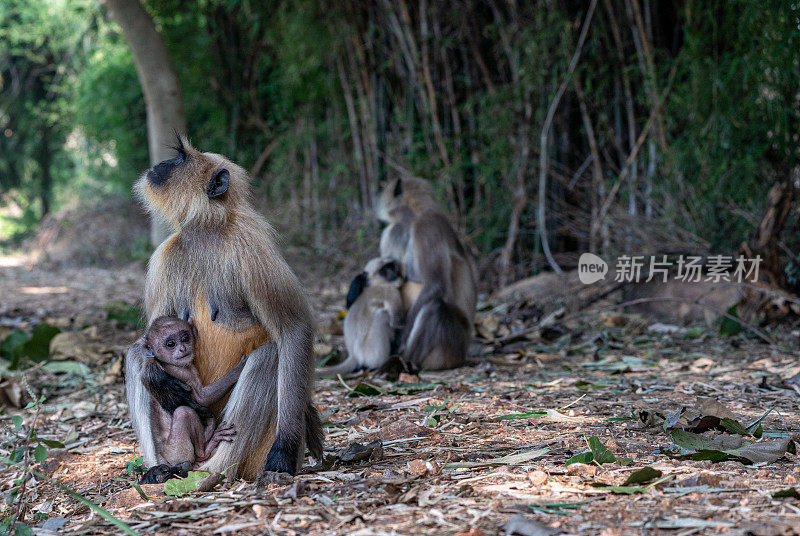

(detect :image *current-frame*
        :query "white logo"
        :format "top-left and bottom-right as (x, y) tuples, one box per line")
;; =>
(579, 253), (608, 284)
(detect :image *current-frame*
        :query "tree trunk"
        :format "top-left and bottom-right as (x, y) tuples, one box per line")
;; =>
(106, 0), (187, 246)
(738, 177), (795, 322)
(37, 123), (51, 219)
(740, 178), (794, 289)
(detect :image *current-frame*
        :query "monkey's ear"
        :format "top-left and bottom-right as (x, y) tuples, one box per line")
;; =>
(142, 344), (155, 359)
(393, 178), (403, 197)
(206, 169), (230, 199)
(187, 317), (199, 338)
(379, 260), (401, 282)
(345, 272), (368, 309)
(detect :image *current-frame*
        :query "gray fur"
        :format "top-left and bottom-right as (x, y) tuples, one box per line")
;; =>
(317, 257), (403, 378)
(200, 341), (279, 475)
(377, 177), (477, 370)
(125, 339), (157, 466)
(129, 139), (322, 480)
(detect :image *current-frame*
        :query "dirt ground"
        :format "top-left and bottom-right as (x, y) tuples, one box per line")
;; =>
(1, 254), (799, 536)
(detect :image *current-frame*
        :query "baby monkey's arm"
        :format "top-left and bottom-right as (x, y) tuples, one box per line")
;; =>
(192, 355), (247, 407)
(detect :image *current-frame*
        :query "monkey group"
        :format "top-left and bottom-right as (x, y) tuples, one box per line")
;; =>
(126, 136), (475, 483)
(318, 176), (478, 377)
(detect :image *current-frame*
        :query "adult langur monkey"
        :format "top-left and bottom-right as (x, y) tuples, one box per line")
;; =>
(125, 135), (322, 485)
(316, 257), (404, 378)
(377, 176), (477, 370)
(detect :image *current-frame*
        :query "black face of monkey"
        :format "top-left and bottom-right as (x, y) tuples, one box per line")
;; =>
(136, 135), (243, 228)
(378, 260), (401, 282)
(146, 150), (186, 186)
(147, 136), (188, 186)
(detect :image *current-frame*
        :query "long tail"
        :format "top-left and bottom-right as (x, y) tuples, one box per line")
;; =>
(403, 296), (470, 370)
(314, 354), (362, 379)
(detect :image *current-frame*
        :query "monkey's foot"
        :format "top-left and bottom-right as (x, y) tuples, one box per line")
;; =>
(254, 470), (293, 488)
(139, 461), (192, 485)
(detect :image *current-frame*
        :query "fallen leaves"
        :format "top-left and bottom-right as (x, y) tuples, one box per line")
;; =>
(667, 430), (795, 464)
(445, 448), (550, 470)
(164, 471), (212, 496)
(49, 326), (117, 364)
(565, 437), (630, 467)
(408, 458), (440, 476)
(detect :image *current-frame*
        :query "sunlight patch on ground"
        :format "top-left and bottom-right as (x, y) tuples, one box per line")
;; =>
(0, 254), (27, 267)
(18, 286), (69, 295)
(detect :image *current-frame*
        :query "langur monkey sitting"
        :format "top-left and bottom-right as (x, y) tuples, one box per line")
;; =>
(316, 258), (403, 378)
(139, 317), (244, 483)
(126, 135), (322, 485)
(377, 177), (477, 370)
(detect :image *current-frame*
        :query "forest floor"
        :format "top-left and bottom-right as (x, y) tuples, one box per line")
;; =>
(1, 253), (800, 536)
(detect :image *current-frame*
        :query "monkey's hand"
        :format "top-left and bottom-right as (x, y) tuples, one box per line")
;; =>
(211, 421), (237, 442)
(197, 422), (237, 465)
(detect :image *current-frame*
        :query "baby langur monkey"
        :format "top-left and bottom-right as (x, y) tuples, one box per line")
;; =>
(139, 316), (246, 484)
(316, 258), (404, 378)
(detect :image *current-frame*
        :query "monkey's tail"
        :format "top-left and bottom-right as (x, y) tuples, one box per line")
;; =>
(314, 354), (362, 379)
(403, 296), (470, 371)
(304, 401), (323, 460)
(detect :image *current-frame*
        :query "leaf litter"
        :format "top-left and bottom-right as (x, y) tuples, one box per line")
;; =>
(0, 259), (799, 535)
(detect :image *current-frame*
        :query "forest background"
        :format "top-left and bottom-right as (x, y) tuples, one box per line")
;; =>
(1, 0), (799, 288)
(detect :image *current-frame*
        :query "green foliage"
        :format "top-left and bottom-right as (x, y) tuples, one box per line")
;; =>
(124, 456), (146, 476)
(665, 0), (800, 249)
(2, 0), (799, 268)
(164, 471), (211, 496)
(719, 305), (743, 337)
(1, 325), (61, 369)
(106, 302), (145, 330)
(566, 436), (632, 466)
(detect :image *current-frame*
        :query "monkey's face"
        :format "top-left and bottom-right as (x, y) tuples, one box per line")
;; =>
(135, 135), (249, 228)
(153, 328), (195, 366)
(364, 257), (403, 287)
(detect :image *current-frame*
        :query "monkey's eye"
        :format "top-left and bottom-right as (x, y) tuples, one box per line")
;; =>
(181, 335), (190, 343)
(166, 340), (176, 348)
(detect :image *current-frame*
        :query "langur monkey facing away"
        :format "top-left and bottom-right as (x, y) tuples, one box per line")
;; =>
(139, 317), (243, 483)
(126, 136), (322, 483)
(316, 258), (403, 378)
(377, 177), (477, 370)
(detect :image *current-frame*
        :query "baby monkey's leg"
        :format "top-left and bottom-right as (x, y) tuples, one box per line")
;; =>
(166, 406), (207, 465)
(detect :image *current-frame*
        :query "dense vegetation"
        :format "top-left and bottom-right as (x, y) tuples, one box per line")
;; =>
(1, 0), (798, 282)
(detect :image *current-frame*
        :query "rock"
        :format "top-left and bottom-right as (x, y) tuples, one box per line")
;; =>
(504, 514), (561, 536)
